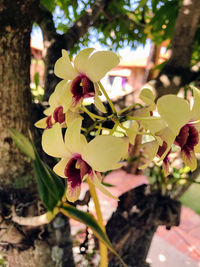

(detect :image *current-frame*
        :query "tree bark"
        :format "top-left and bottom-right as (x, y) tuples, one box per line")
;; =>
(0, 2), (74, 266)
(0, 0), (35, 192)
(155, 0), (200, 98)
(107, 185), (181, 267)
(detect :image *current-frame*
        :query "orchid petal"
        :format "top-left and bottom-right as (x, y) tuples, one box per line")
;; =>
(194, 136), (200, 153)
(74, 48), (95, 73)
(163, 160), (170, 177)
(157, 127), (175, 160)
(181, 148), (197, 172)
(59, 83), (73, 113)
(157, 95), (191, 135)
(140, 117), (166, 134)
(66, 110), (83, 126)
(82, 135), (124, 172)
(44, 107), (53, 116)
(139, 140), (159, 169)
(191, 86), (200, 120)
(66, 181), (81, 202)
(42, 123), (70, 158)
(126, 121), (139, 145)
(54, 49), (78, 80)
(139, 87), (156, 110)
(64, 118), (87, 154)
(53, 158), (70, 178)
(92, 172), (119, 200)
(85, 51), (120, 82)
(94, 94), (107, 113)
(34, 117), (47, 129)
(49, 80), (68, 107)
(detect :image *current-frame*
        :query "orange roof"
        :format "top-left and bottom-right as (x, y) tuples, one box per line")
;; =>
(119, 57), (147, 67)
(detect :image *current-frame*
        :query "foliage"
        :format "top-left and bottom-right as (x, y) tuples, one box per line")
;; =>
(37, 0), (186, 54)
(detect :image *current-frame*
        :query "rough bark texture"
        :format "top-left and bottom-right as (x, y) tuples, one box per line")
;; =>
(155, 0), (200, 98)
(0, 0), (35, 191)
(107, 185), (181, 267)
(0, 2), (74, 266)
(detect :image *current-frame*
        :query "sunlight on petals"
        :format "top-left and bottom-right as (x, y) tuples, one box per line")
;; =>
(139, 140), (159, 169)
(42, 123), (70, 158)
(126, 121), (139, 145)
(86, 51), (120, 82)
(140, 117), (166, 134)
(53, 158), (70, 178)
(34, 117), (47, 129)
(191, 86), (200, 120)
(82, 135), (125, 172)
(64, 118), (87, 154)
(157, 127), (175, 161)
(74, 48), (94, 73)
(54, 49), (78, 80)
(49, 80), (68, 107)
(139, 87), (156, 110)
(157, 95), (191, 134)
(60, 83), (73, 113)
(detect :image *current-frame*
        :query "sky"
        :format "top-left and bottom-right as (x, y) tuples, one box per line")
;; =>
(31, 26), (151, 60)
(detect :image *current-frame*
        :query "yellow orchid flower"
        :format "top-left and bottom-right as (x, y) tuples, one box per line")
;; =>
(140, 86), (200, 172)
(42, 118), (127, 202)
(54, 48), (120, 113)
(35, 81), (70, 128)
(35, 80), (82, 129)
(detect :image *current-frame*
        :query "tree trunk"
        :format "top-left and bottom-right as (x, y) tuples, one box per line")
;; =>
(0, 2), (74, 266)
(106, 185), (181, 267)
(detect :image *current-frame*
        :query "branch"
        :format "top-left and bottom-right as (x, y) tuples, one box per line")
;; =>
(34, 4), (58, 42)
(64, 0), (107, 50)
(155, 0), (200, 98)
(12, 206), (58, 227)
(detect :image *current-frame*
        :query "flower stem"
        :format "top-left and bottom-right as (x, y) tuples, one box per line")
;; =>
(117, 103), (143, 116)
(98, 81), (116, 114)
(87, 177), (108, 267)
(81, 106), (106, 121)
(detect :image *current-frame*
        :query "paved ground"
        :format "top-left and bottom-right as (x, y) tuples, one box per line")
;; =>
(70, 169), (200, 266)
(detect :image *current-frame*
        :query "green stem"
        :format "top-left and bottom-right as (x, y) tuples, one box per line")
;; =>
(87, 177), (108, 267)
(81, 106), (106, 121)
(117, 103), (143, 116)
(98, 81), (116, 114)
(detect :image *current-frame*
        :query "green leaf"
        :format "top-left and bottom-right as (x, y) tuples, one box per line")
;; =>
(34, 72), (40, 89)
(40, 0), (55, 12)
(60, 204), (127, 267)
(102, 182), (115, 188)
(34, 151), (65, 211)
(8, 128), (35, 160)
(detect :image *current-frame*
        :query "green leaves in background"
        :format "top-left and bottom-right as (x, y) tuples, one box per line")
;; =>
(34, 72), (40, 89)
(34, 151), (65, 211)
(8, 128), (35, 160)
(9, 128), (65, 211)
(60, 204), (127, 267)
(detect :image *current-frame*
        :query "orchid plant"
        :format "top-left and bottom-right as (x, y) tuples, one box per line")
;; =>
(11, 48), (200, 267)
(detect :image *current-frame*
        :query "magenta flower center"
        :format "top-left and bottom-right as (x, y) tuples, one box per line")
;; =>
(53, 106), (65, 124)
(46, 116), (53, 129)
(64, 155), (92, 189)
(45, 106), (65, 129)
(71, 75), (95, 105)
(175, 124), (199, 151)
